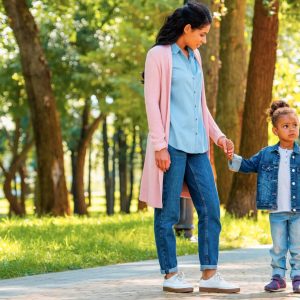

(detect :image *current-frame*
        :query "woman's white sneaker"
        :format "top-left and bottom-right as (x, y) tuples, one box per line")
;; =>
(163, 272), (194, 293)
(199, 272), (240, 293)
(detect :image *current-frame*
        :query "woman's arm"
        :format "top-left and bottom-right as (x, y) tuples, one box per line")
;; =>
(144, 49), (167, 151)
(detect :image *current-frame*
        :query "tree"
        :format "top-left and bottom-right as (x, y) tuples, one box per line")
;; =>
(227, 0), (279, 217)
(2, 0), (70, 216)
(215, 0), (247, 204)
(194, 0), (226, 177)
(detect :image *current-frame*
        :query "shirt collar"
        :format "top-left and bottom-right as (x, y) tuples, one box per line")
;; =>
(171, 43), (181, 54)
(171, 43), (195, 58)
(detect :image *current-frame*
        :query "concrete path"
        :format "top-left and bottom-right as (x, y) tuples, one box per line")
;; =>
(0, 245), (298, 299)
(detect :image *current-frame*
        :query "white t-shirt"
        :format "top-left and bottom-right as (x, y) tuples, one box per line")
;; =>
(271, 147), (292, 213)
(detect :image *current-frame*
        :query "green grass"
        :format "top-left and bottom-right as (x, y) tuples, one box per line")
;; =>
(0, 209), (272, 279)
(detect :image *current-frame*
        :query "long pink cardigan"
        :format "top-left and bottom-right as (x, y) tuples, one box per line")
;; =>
(139, 45), (224, 209)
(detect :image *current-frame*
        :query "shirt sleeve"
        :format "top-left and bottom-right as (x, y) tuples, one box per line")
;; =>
(228, 151), (262, 173)
(228, 154), (243, 172)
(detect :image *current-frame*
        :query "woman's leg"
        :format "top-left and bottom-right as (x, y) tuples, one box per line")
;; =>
(184, 153), (221, 271)
(154, 145), (187, 274)
(182, 152), (239, 293)
(269, 213), (288, 278)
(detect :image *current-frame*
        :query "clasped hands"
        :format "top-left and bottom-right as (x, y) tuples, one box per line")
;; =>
(155, 136), (234, 172)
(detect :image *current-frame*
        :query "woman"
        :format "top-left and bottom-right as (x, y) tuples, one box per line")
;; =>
(140, 1), (240, 294)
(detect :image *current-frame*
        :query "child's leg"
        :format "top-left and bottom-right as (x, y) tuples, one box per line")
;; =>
(269, 213), (288, 278)
(288, 213), (300, 280)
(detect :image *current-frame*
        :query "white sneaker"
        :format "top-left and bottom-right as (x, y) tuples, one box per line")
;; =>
(199, 272), (240, 293)
(163, 272), (194, 293)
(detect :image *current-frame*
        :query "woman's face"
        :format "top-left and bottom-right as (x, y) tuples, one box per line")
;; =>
(183, 24), (211, 50)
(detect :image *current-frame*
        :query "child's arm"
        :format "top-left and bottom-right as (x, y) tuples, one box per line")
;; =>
(228, 150), (262, 173)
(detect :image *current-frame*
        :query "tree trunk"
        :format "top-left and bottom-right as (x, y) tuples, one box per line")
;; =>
(19, 164), (27, 215)
(73, 99), (103, 215)
(227, 0), (279, 217)
(3, 172), (23, 216)
(138, 130), (147, 211)
(70, 150), (78, 212)
(215, 0), (247, 205)
(74, 143), (88, 215)
(117, 128), (129, 213)
(199, 0), (222, 118)
(103, 116), (114, 215)
(2, 0), (69, 216)
(111, 132), (117, 214)
(127, 125), (136, 212)
(1, 140), (33, 216)
(198, 0), (224, 178)
(87, 143), (92, 207)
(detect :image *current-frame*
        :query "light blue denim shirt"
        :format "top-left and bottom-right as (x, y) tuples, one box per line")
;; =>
(168, 43), (208, 154)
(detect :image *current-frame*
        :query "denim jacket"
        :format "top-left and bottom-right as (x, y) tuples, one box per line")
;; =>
(229, 142), (300, 211)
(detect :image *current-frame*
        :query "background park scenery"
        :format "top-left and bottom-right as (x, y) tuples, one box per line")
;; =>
(0, 0), (299, 279)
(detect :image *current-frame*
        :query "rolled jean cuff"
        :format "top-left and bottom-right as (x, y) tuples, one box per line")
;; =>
(272, 268), (286, 278)
(160, 266), (178, 275)
(200, 265), (217, 271)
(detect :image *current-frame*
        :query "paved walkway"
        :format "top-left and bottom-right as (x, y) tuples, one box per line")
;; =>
(0, 245), (298, 299)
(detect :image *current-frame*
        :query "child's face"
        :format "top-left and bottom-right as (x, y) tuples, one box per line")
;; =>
(273, 113), (300, 144)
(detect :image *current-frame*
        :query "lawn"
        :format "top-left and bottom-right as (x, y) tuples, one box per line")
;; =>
(0, 208), (271, 279)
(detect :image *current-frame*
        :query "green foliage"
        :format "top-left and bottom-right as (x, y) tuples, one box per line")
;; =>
(0, 209), (271, 279)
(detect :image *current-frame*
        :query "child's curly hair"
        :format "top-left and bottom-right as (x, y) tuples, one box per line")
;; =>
(267, 100), (296, 127)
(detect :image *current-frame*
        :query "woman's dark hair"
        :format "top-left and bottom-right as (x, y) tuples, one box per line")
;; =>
(141, 1), (212, 83)
(267, 100), (296, 126)
(155, 1), (212, 46)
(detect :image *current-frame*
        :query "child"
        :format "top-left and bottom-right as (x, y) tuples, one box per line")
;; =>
(229, 100), (300, 293)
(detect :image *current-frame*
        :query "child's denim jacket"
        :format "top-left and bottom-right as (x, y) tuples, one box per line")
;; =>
(229, 142), (300, 211)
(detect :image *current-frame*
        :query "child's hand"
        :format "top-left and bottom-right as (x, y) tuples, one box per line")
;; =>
(217, 137), (234, 160)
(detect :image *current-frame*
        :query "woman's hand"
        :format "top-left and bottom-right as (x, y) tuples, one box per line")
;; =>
(217, 136), (234, 160)
(155, 148), (171, 172)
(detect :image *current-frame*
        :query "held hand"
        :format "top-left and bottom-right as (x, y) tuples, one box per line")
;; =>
(217, 137), (234, 160)
(155, 148), (171, 172)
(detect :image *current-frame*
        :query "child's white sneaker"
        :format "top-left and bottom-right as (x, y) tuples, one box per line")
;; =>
(199, 272), (240, 293)
(163, 272), (194, 293)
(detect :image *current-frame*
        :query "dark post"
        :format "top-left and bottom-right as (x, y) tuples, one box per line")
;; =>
(174, 197), (194, 239)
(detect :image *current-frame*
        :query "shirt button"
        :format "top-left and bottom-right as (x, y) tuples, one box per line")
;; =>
(292, 156), (295, 159)
(292, 169), (295, 172)
(293, 196), (296, 199)
(292, 182), (296, 185)
(292, 209), (296, 212)
(195, 132), (198, 135)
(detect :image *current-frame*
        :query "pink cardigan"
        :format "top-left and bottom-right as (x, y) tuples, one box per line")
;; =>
(139, 45), (224, 208)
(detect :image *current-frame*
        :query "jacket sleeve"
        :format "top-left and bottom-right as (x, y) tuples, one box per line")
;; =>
(144, 49), (167, 151)
(229, 151), (262, 173)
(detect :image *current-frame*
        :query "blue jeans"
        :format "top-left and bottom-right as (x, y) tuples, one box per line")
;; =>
(269, 212), (300, 279)
(154, 145), (221, 274)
